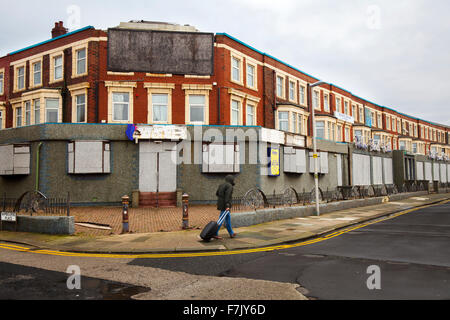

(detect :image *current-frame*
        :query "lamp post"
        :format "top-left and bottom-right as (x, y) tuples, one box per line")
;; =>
(310, 81), (328, 216)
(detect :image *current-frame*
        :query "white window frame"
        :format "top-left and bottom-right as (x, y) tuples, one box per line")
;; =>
(15, 106), (23, 127)
(15, 64), (26, 92)
(0, 104), (5, 129)
(246, 62), (257, 90)
(316, 121), (325, 139)
(299, 85), (306, 106)
(68, 82), (90, 123)
(231, 99), (241, 126)
(246, 102), (256, 126)
(73, 45), (88, 78)
(50, 51), (64, 83)
(335, 97), (341, 113)
(34, 99), (41, 125)
(324, 94), (330, 112)
(105, 82), (136, 124)
(288, 80), (296, 103)
(182, 85), (212, 125)
(278, 111), (289, 131)
(231, 55), (243, 85)
(276, 75), (285, 98)
(29, 57), (43, 89)
(45, 98), (61, 123)
(24, 101), (31, 126)
(313, 90), (320, 110)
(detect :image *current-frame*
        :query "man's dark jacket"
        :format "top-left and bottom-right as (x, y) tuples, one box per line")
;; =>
(216, 175), (235, 211)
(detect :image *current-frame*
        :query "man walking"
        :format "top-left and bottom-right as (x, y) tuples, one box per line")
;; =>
(214, 175), (237, 239)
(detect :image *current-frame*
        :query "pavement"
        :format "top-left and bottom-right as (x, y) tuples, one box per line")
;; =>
(0, 192), (449, 254)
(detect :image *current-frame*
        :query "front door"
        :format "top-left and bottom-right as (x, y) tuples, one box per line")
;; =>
(139, 141), (177, 207)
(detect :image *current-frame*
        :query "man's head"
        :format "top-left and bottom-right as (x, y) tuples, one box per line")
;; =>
(225, 175), (235, 186)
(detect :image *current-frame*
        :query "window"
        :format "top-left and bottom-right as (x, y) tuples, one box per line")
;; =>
(345, 127), (350, 142)
(68, 141), (111, 174)
(399, 141), (406, 151)
(231, 99), (240, 125)
(76, 48), (87, 75)
(324, 94), (330, 112)
(17, 66), (25, 90)
(34, 99), (40, 124)
(298, 114), (303, 134)
(202, 143), (240, 173)
(336, 97), (341, 113)
(289, 81), (296, 101)
(33, 61), (42, 86)
(397, 120), (401, 133)
(0, 144), (31, 175)
(278, 111), (289, 131)
(352, 105), (356, 118)
(355, 130), (362, 141)
(16, 107), (22, 127)
(337, 125), (342, 141)
(412, 143), (418, 154)
(0, 70), (4, 95)
(246, 64), (255, 88)
(75, 94), (86, 123)
(344, 101), (349, 115)
(54, 55), (63, 80)
(316, 121), (325, 139)
(45, 98), (59, 123)
(377, 114), (382, 128)
(112, 92), (129, 122)
(152, 93), (168, 122)
(331, 123), (335, 140)
(189, 95), (206, 123)
(313, 91), (320, 110)
(246, 103), (255, 126)
(300, 86), (306, 105)
(0, 109), (3, 129)
(291, 113), (296, 133)
(231, 57), (241, 82)
(276, 76), (284, 98)
(25, 101), (31, 126)
(359, 107), (364, 122)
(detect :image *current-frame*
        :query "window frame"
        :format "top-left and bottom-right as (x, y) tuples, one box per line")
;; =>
(230, 55), (243, 85)
(0, 68), (5, 95)
(49, 51), (64, 83)
(73, 44), (88, 78)
(29, 57), (43, 89)
(288, 80), (296, 103)
(246, 102), (256, 126)
(245, 61), (257, 90)
(276, 74), (285, 99)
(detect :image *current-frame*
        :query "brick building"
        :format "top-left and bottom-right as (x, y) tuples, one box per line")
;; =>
(0, 21), (449, 206)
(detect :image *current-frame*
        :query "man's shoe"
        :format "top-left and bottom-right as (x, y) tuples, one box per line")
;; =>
(213, 236), (222, 240)
(230, 233), (237, 238)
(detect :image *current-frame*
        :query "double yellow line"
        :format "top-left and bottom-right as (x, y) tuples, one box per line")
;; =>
(0, 199), (448, 259)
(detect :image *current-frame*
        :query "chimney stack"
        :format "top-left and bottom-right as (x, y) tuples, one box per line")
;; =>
(51, 21), (68, 38)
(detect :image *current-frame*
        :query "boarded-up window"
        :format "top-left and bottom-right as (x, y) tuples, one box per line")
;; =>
(383, 157), (393, 184)
(68, 141), (111, 174)
(284, 147), (306, 174)
(0, 144), (30, 175)
(440, 164), (447, 183)
(336, 154), (343, 187)
(372, 157), (383, 185)
(352, 153), (371, 186)
(202, 143), (239, 173)
(416, 162), (424, 181)
(425, 162), (432, 182)
(309, 152), (329, 174)
(433, 163), (440, 181)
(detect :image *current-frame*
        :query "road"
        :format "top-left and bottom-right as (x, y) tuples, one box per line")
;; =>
(0, 202), (449, 300)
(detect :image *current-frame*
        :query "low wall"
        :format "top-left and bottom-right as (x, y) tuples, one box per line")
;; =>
(232, 191), (429, 228)
(1, 215), (74, 235)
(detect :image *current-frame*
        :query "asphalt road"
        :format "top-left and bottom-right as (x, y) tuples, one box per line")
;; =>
(129, 202), (450, 300)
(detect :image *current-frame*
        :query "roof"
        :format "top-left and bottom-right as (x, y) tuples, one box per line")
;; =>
(7, 26), (95, 56)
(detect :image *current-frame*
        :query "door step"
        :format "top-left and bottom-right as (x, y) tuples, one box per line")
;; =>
(139, 192), (177, 208)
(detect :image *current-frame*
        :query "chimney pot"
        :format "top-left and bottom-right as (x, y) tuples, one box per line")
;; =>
(51, 21), (68, 38)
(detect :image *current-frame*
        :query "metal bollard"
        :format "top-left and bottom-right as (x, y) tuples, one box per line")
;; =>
(122, 195), (130, 234)
(182, 193), (189, 229)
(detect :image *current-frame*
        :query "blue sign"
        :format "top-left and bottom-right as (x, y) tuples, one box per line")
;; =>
(365, 108), (372, 128)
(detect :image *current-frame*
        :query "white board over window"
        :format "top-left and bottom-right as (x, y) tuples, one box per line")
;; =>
(440, 164), (447, 183)
(0, 144), (30, 175)
(202, 143), (240, 173)
(309, 152), (329, 174)
(372, 157), (383, 185)
(68, 141), (110, 174)
(416, 162), (424, 181)
(425, 162), (432, 182)
(433, 163), (440, 181)
(352, 153), (371, 186)
(284, 147), (306, 174)
(383, 157), (394, 184)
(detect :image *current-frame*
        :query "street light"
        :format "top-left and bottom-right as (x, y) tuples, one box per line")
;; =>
(310, 81), (328, 216)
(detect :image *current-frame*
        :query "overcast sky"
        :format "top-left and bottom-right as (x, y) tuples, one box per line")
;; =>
(0, 0), (449, 126)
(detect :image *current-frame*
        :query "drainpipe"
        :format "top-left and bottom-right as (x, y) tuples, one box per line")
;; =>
(217, 86), (221, 125)
(35, 142), (43, 191)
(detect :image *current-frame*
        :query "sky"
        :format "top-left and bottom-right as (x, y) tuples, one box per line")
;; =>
(0, 0), (449, 126)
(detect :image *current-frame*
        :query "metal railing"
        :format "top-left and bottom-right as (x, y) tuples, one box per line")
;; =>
(1, 191), (70, 216)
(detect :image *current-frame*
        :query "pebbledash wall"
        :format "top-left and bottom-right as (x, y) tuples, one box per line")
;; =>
(0, 123), (356, 206)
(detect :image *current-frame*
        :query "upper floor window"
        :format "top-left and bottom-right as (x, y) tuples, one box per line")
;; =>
(359, 107), (364, 123)
(53, 55), (63, 81)
(276, 76), (284, 98)
(313, 90), (320, 110)
(151, 93), (168, 123)
(33, 61), (42, 86)
(76, 48), (87, 75)
(352, 105), (356, 118)
(25, 101), (31, 126)
(17, 66), (25, 90)
(278, 111), (289, 131)
(16, 107), (22, 127)
(316, 121), (325, 139)
(377, 114), (382, 128)
(344, 101), (349, 115)
(246, 103), (255, 126)
(34, 99), (40, 124)
(289, 81), (296, 101)
(0, 70), (4, 95)
(189, 94), (206, 123)
(246, 64), (255, 88)
(112, 92), (130, 122)
(300, 85), (306, 105)
(0, 109), (3, 129)
(45, 98), (59, 123)
(231, 57), (241, 83)
(231, 99), (240, 126)
(324, 94), (330, 112)
(335, 97), (341, 113)
(75, 94), (86, 123)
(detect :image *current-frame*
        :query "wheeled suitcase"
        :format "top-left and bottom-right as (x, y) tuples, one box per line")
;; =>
(200, 210), (230, 241)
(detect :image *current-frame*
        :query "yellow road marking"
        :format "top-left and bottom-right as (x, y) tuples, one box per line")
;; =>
(0, 199), (448, 259)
